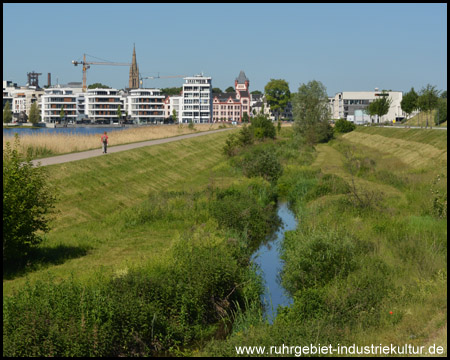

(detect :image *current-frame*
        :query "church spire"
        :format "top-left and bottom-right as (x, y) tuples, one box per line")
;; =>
(129, 44), (139, 89)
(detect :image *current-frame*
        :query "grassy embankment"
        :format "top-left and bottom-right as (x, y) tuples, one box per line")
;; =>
(2, 123), (227, 159)
(203, 126), (447, 356)
(4, 125), (447, 356)
(403, 109), (447, 128)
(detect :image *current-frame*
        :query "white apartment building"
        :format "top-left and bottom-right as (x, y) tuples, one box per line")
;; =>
(41, 87), (84, 123)
(10, 87), (44, 118)
(85, 88), (125, 124)
(181, 74), (212, 123)
(126, 89), (165, 124)
(329, 90), (404, 123)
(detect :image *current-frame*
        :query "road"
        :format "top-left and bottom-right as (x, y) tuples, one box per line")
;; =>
(31, 127), (234, 167)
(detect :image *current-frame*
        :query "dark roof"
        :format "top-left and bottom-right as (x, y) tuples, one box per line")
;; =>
(253, 101), (263, 107)
(236, 70), (248, 84)
(213, 93), (238, 102)
(238, 90), (250, 98)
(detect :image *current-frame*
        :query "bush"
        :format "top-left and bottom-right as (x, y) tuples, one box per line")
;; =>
(3, 135), (56, 265)
(241, 148), (283, 183)
(249, 115), (276, 140)
(334, 118), (356, 133)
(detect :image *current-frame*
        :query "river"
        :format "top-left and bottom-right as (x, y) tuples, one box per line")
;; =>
(251, 202), (298, 324)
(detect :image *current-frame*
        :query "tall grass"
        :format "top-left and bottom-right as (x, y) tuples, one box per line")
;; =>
(2, 123), (224, 159)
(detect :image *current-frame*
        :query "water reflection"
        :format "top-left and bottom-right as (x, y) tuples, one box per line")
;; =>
(251, 202), (298, 324)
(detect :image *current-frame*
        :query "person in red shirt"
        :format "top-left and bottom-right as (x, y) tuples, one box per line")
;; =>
(101, 131), (109, 154)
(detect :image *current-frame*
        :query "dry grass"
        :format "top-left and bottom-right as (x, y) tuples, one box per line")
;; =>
(342, 131), (447, 169)
(3, 123), (225, 158)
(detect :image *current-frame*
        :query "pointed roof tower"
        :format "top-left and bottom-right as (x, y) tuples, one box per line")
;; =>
(129, 44), (140, 89)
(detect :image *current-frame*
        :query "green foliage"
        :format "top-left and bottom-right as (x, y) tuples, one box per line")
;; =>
(212, 87), (222, 93)
(334, 118), (356, 133)
(250, 90), (262, 95)
(292, 80), (333, 145)
(241, 111), (249, 123)
(222, 133), (241, 157)
(434, 98), (447, 125)
(281, 227), (359, 295)
(88, 83), (111, 89)
(401, 87), (419, 118)
(160, 87), (182, 96)
(238, 124), (254, 146)
(3, 135), (56, 265)
(59, 105), (65, 122)
(240, 147), (283, 183)
(418, 84), (441, 126)
(3, 100), (13, 123)
(249, 115), (276, 140)
(209, 179), (279, 244)
(366, 92), (393, 123)
(28, 102), (40, 125)
(264, 79), (291, 121)
(225, 86), (235, 93)
(116, 104), (122, 121)
(430, 174), (447, 219)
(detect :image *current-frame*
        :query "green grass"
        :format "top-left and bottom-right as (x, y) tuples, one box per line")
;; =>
(3, 126), (447, 356)
(3, 130), (239, 295)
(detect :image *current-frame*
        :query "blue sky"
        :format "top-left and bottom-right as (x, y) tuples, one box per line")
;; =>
(3, 3), (447, 96)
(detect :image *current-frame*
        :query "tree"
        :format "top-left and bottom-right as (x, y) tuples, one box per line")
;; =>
(3, 135), (56, 265)
(88, 83), (110, 89)
(225, 86), (235, 93)
(160, 87), (182, 96)
(212, 87), (222, 94)
(249, 114), (276, 140)
(401, 87), (419, 121)
(264, 79), (291, 122)
(366, 92), (392, 123)
(434, 97), (447, 125)
(59, 105), (65, 124)
(417, 84), (440, 127)
(3, 101), (12, 123)
(251, 90), (263, 95)
(117, 104), (122, 123)
(242, 112), (249, 123)
(334, 118), (356, 133)
(172, 108), (178, 123)
(440, 90), (447, 99)
(29, 101), (40, 125)
(292, 80), (333, 145)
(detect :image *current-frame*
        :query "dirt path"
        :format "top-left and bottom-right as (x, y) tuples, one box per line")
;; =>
(31, 128), (234, 167)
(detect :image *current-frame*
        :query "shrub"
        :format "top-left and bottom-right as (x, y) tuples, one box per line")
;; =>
(249, 115), (276, 140)
(334, 118), (356, 133)
(241, 148), (283, 183)
(3, 135), (56, 265)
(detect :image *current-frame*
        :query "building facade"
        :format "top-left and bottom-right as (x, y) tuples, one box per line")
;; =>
(181, 74), (212, 123)
(126, 89), (165, 124)
(41, 87), (84, 123)
(212, 70), (251, 123)
(329, 90), (404, 123)
(84, 88), (125, 124)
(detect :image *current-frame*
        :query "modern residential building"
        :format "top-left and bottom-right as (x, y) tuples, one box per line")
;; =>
(181, 74), (212, 123)
(40, 87), (84, 124)
(329, 90), (404, 123)
(125, 88), (165, 124)
(84, 88), (125, 124)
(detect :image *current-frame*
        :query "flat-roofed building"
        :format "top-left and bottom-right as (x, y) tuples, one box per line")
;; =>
(181, 74), (212, 123)
(41, 87), (84, 124)
(329, 90), (404, 123)
(85, 88), (125, 124)
(126, 88), (165, 124)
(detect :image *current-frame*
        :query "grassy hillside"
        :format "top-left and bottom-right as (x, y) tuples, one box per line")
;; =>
(3, 130), (238, 295)
(404, 110), (447, 128)
(4, 126), (447, 356)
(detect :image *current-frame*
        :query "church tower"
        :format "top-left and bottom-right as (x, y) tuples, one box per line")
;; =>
(129, 44), (139, 89)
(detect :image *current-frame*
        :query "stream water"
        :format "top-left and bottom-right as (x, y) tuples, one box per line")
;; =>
(251, 202), (298, 324)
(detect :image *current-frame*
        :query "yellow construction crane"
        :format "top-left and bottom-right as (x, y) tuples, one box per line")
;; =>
(72, 54), (131, 92)
(139, 73), (186, 88)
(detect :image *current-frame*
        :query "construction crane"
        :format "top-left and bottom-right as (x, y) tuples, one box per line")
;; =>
(72, 54), (131, 92)
(139, 73), (186, 88)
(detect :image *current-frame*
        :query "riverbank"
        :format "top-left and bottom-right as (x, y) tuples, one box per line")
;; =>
(3, 122), (232, 160)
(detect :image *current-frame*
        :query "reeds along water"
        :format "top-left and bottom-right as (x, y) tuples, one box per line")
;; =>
(3, 123), (223, 157)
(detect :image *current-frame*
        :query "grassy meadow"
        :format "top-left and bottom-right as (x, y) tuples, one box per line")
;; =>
(3, 125), (447, 356)
(2, 123), (226, 159)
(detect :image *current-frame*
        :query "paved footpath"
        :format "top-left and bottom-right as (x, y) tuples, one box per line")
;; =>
(31, 128), (234, 167)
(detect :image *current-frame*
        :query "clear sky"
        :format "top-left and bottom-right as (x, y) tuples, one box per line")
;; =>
(3, 3), (447, 96)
